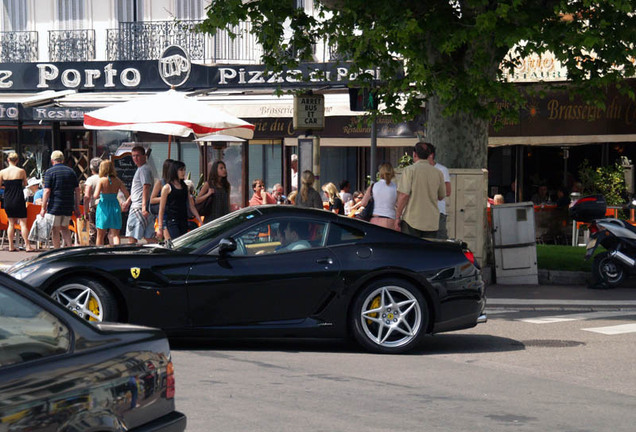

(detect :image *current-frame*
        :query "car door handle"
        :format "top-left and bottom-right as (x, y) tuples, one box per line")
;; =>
(316, 257), (333, 265)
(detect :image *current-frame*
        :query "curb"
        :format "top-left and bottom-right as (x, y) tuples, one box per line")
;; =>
(538, 269), (591, 286)
(487, 298), (636, 310)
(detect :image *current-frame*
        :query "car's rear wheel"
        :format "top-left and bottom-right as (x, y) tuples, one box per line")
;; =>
(351, 278), (428, 354)
(51, 277), (118, 322)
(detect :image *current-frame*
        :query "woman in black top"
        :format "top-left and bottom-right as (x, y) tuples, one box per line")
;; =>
(322, 182), (344, 214)
(156, 161), (202, 240)
(195, 160), (231, 223)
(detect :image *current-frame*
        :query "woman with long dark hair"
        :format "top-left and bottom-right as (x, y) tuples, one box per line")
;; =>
(295, 170), (323, 209)
(156, 161), (202, 240)
(195, 160), (231, 222)
(149, 159), (174, 238)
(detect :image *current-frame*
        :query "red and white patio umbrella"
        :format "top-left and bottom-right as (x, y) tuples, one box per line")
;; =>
(83, 90), (255, 140)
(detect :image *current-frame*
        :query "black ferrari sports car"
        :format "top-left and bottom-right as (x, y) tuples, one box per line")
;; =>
(8, 205), (486, 354)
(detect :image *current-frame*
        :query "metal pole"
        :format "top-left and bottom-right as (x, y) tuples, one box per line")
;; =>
(370, 117), (377, 184)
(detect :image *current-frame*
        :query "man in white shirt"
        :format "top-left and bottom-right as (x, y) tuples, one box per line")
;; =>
(339, 180), (353, 205)
(290, 154), (298, 191)
(427, 143), (451, 239)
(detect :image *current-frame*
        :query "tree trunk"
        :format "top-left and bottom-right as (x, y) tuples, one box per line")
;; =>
(425, 95), (489, 169)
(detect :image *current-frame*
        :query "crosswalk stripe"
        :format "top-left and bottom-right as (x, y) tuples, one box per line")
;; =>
(518, 311), (636, 324)
(582, 324), (636, 335)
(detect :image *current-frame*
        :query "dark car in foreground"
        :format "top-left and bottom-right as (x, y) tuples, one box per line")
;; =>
(0, 273), (186, 432)
(9, 205), (486, 354)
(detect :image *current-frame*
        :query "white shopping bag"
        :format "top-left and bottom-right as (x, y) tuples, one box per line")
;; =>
(28, 214), (53, 243)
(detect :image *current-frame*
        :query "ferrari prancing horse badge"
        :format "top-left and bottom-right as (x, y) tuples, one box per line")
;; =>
(130, 267), (141, 279)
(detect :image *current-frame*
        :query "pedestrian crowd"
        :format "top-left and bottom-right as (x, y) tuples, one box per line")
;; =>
(0, 140), (451, 251)
(247, 140), (451, 240)
(0, 146), (231, 251)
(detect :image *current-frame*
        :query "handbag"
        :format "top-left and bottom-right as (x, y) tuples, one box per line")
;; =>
(356, 184), (374, 222)
(149, 202), (160, 216)
(195, 194), (215, 218)
(76, 216), (90, 246)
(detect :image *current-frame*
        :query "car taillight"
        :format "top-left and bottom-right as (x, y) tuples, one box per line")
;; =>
(463, 250), (475, 265)
(166, 361), (175, 399)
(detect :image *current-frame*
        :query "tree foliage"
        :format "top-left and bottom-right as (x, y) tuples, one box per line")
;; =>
(578, 159), (626, 206)
(198, 1), (636, 168)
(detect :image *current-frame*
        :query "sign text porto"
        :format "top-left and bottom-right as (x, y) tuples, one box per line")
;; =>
(0, 61), (379, 92)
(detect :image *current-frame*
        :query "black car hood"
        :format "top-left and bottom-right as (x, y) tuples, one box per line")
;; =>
(8, 244), (179, 272)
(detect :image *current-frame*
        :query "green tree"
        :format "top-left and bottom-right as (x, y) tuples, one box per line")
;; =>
(578, 160), (626, 206)
(198, 1), (636, 169)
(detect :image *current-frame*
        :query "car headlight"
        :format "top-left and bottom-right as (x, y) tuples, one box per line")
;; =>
(9, 265), (40, 280)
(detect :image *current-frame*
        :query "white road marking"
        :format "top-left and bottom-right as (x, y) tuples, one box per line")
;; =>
(582, 323), (636, 335)
(518, 311), (636, 324)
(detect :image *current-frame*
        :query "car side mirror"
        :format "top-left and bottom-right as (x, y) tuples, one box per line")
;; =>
(218, 238), (237, 255)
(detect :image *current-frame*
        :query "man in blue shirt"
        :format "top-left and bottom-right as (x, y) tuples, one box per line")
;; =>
(40, 150), (80, 249)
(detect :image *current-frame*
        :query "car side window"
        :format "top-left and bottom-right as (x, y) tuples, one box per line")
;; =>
(231, 218), (328, 256)
(326, 223), (365, 246)
(0, 286), (71, 368)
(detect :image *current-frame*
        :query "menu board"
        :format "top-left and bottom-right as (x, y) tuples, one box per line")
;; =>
(111, 152), (136, 192)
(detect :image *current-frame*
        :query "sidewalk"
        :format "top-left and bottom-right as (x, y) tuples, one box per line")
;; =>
(0, 248), (38, 269)
(1, 247), (635, 310)
(487, 283), (636, 310)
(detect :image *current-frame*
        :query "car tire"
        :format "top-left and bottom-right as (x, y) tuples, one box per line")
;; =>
(350, 278), (428, 354)
(592, 251), (626, 288)
(50, 277), (118, 322)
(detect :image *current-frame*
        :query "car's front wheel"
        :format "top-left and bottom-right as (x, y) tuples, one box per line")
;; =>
(351, 278), (428, 354)
(50, 277), (118, 322)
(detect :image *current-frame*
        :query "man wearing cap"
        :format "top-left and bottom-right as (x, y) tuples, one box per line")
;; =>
(40, 150), (81, 249)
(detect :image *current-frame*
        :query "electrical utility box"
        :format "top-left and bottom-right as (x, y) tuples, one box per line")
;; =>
(492, 202), (539, 285)
(446, 169), (488, 269)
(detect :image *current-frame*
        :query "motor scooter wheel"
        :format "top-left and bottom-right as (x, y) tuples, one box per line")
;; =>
(592, 251), (626, 288)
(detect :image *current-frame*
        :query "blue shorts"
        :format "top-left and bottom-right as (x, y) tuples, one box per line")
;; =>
(125, 208), (156, 240)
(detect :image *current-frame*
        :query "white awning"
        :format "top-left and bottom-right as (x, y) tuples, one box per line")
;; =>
(53, 91), (361, 118)
(0, 90), (76, 106)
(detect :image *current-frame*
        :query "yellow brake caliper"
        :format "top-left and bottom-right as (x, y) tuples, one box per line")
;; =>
(366, 296), (381, 324)
(87, 296), (100, 321)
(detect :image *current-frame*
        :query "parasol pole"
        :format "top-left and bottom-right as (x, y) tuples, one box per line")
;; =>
(168, 135), (172, 159)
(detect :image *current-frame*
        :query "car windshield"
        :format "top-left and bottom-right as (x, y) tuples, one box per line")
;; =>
(171, 207), (262, 252)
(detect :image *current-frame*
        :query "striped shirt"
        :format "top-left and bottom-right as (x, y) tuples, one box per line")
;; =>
(43, 164), (78, 216)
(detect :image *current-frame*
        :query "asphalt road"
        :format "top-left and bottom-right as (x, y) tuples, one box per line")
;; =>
(170, 307), (636, 432)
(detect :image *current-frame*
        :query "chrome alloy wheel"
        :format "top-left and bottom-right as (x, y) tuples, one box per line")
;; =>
(359, 285), (422, 349)
(52, 284), (104, 322)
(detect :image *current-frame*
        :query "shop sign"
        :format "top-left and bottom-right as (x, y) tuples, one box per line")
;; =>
(0, 103), (19, 120)
(490, 80), (636, 137)
(32, 106), (94, 121)
(0, 61), (380, 92)
(250, 115), (420, 139)
(158, 45), (191, 88)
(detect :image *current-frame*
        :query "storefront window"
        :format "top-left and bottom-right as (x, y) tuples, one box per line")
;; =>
(223, 142), (244, 210)
(319, 147), (357, 191)
(249, 141), (282, 192)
